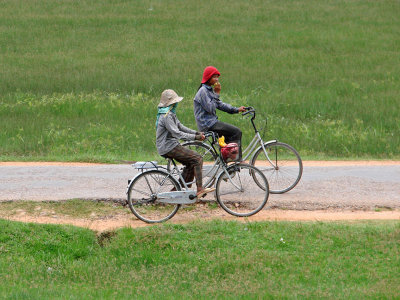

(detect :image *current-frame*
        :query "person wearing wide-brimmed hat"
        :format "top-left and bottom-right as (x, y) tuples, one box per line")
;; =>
(156, 89), (215, 198)
(193, 66), (246, 161)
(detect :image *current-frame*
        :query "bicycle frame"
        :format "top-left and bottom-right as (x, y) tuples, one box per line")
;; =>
(168, 131), (245, 191)
(242, 133), (278, 167)
(180, 109), (281, 183)
(240, 108), (279, 168)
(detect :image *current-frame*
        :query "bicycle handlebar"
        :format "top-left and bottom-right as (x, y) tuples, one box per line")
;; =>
(241, 106), (255, 117)
(204, 131), (219, 142)
(204, 106), (260, 141)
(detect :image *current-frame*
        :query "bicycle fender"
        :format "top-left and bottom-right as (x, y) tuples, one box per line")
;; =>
(263, 139), (278, 146)
(126, 173), (141, 195)
(253, 139), (277, 154)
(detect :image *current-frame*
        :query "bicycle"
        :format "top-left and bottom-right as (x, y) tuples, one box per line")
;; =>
(168, 107), (303, 194)
(127, 132), (270, 223)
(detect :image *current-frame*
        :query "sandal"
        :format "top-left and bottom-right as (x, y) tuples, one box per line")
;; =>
(196, 187), (216, 198)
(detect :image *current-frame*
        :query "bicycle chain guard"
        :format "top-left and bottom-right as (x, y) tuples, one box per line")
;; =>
(157, 191), (197, 204)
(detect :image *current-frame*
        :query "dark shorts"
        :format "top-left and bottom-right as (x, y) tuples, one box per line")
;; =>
(209, 120), (242, 144)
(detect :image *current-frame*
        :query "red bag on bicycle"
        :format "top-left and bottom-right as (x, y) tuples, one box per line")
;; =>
(221, 143), (239, 162)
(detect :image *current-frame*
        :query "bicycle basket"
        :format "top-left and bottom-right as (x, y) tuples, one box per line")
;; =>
(221, 143), (239, 162)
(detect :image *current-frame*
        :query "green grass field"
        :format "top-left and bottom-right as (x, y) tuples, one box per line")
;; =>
(1, 0), (399, 161)
(0, 218), (399, 299)
(1, 91), (398, 162)
(1, 2), (399, 297)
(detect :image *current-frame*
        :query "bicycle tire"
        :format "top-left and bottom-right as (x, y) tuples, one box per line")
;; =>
(215, 163), (269, 217)
(127, 170), (181, 223)
(250, 142), (302, 194)
(167, 141), (219, 188)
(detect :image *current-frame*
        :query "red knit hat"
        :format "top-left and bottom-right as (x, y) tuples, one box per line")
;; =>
(201, 66), (220, 84)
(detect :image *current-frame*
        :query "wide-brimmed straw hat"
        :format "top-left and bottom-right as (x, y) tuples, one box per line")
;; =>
(158, 89), (184, 108)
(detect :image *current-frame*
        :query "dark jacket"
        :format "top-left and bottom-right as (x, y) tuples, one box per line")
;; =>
(193, 84), (239, 131)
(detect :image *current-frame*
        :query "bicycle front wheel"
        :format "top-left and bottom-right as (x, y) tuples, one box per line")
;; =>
(251, 142), (303, 194)
(215, 163), (269, 217)
(127, 170), (180, 223)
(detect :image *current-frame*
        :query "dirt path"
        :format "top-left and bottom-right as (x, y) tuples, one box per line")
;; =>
(3, 208), (400, 232)
(1, 160), (399, 231)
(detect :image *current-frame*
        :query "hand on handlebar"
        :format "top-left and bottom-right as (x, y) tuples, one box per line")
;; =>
(238, 106), (247, 112)
(204, 131), (219, 142)
(241, 106), (255, 116)
(195, 132), (206, 141)
(204, 131), (214, 138)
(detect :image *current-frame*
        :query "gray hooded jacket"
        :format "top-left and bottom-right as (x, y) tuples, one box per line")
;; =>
(156, 112), (197, 156)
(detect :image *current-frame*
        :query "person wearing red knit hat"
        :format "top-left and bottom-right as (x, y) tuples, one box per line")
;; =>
(201, 66), (220, 84)
(194, 66), (246, 161)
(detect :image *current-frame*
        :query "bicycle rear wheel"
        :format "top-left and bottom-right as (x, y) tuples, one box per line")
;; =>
(127, 170), (180, 223)
(251, 142), (303, 194)
(215, 163), (269, 217)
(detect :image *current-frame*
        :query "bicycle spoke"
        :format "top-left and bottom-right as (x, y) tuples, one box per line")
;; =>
(218, 190), (242, 196)
(130, 187), (152, 197)
(131, 197), (153, 206)
(144, 173), (155, 194)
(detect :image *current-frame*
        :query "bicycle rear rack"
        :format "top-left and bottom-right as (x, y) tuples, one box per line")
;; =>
(132, 161), (159, 170)
(128, 161), (159, 185)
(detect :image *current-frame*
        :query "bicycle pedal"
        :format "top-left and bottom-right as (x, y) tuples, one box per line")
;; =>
(196, 187), (215, 198)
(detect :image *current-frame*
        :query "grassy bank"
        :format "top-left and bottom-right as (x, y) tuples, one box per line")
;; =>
(0, 92), (398, 161)
(1, 0), (399, 160)
(0, 218), (399, 298)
